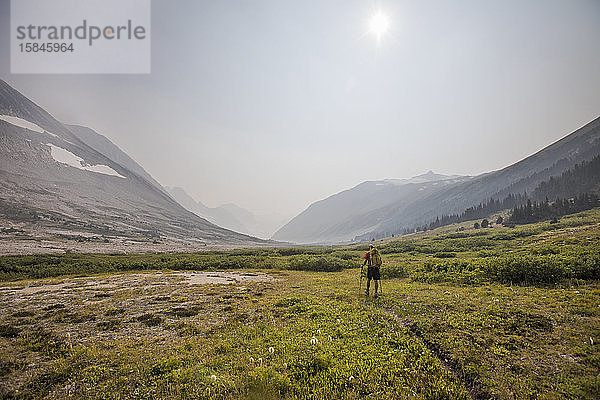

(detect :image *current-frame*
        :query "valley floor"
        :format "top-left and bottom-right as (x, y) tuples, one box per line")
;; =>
(0, 217), (264, 255)
(1, 210), (600, 399)
(0, 268), (598, 399)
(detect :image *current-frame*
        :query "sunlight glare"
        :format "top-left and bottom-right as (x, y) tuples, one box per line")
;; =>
(369, 10), (390, 42)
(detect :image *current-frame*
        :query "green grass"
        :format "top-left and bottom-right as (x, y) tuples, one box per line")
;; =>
(0, 208), (599, 398)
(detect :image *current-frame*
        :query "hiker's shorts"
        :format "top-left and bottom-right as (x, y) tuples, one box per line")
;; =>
(367, 267), (380, 280)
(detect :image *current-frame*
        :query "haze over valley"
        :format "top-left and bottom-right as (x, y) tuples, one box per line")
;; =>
(1, 2), (600, 399)
(1, 75), (597, 249)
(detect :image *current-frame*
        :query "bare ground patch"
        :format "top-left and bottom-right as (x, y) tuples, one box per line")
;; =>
(0, 270), (277, 397)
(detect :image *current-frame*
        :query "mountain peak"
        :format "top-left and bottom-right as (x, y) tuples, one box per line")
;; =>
(414, 170), (436, 178)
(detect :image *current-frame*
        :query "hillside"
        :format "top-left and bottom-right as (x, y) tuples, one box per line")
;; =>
(0, 79), (266, 253)
(412, 154), (600, 232)
(531, 155), (600, 201)
(275, 117), (600, 244)
(273, 172), (470, 244)
(360, 117), (600, 240)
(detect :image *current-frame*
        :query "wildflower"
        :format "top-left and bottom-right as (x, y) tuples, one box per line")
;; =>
(317, 329), (321, 335)
(336, 318), (341, 323)
(210, 375), (217, 382)
(268, 346), (274, 354)
(310, 336), (318, 345)
(349, 375), (354, 381)
(249, 357), (255, 364)
(328, 336), (332, 341)
(258, 357), (263, 365)
(282, 362), (288, 369)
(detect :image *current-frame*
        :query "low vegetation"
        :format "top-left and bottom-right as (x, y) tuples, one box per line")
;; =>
(0, 248), (358, 282)
(0, 208), (599, 398)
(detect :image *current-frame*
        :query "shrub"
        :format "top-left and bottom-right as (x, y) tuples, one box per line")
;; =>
(287, 255), (355, 272)
(483, 255), (568, 285)
(97, 319), (122, 331)
(137, 313), (163, 327)
(0, 324), (20, 338)
(381, 263), (407, 279)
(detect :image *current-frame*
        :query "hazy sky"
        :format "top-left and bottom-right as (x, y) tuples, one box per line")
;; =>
(1, 0), (599, 220)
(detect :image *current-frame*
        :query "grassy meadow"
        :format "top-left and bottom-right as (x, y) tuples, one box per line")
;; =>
(0, 209), (599, 399)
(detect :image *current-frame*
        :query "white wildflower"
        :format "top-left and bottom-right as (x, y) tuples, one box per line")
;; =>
(317, 329), (321, 335)
(249, 357), (255, 364)
(210, 375), (217, 382)
(268, 346), (274, 354)
(310, 336), (318, 345)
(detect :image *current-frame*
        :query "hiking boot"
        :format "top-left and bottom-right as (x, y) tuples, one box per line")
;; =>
(364, 289), (369, 296)
(374, 292), (379, 299)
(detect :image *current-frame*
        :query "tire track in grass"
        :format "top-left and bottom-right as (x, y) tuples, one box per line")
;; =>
(377, 305), (493, 400)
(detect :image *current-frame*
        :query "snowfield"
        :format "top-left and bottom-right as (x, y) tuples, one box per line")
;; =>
(46, 143), (126, 179)
(0, 114), (59, 138)
(1, 115), (124, 179)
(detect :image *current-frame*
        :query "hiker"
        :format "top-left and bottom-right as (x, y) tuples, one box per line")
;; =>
(362, 245), (382, 298)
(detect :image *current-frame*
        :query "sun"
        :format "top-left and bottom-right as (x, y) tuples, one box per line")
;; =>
(368, 10), (390, 42)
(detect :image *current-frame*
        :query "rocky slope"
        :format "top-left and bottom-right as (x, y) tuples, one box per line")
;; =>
(0, 79), (266, 252)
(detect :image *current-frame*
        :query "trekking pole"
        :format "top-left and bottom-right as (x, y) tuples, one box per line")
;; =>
(359, 265), (364, 297)
(376, 264), (383, 296)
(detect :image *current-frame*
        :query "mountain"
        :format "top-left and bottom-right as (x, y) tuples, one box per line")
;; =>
(166, 186), (249, 234)
(272, 172), (471, 244)
(66, 124), (168, 196)
(275, 116), (600, 244)
(166, 186), (287, 239)
(0, 79), (266, 252)
(359, 116), (600, 240)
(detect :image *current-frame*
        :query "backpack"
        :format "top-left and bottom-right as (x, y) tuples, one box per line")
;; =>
(371, 248), (382, 267)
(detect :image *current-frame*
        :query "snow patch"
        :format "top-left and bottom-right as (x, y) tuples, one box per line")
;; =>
(0, 115), (43, 133)
(45, 143), (126, 179)
(0, 114), (59, 138)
